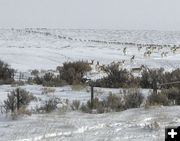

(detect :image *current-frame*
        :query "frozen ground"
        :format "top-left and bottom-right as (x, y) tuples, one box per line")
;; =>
(1, 29), (180, 141)
(1, 105), (180, 141)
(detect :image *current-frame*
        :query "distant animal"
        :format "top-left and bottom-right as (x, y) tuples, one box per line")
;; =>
(173, 48), (177, 54)
(161, 52), (168, 57)
(171, 45), (176, 51)
(95, 61), (100, 72)
(144, 51), (152, 57)
(98, 65), (105, 73)
(131, 55), (135, 64)
(110, 61), (115, 66)
(131, 65), (146, 74)
(123, 47), (127, 55)
(164, 52), (168, 57)
(158, 46), (163, 51)
(138, 46), (142, 52)
(88, 60), (94, 69)
(161, 52), (165, 57)
(146, 46), (151, 51)
(152, 46), (156, 51)
(117, 60), (125, 69)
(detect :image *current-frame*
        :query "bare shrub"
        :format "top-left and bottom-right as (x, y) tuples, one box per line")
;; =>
(10, 107), (32, 120)
(164, 69), (180, 89)
(94, 63), (137, 88)
(140, 68), (165, 90)
(42, 88), (56, 94)
(71, 100), (80, 110)
(105, 93), (124, 111)
(146, 92), (170, 106)
(123, 89), (144, 109)
(11, 80), (25, 87)
(40, 97), (61, 113)
(161, 87), (180, 105)
(4, 88), (35, 113)
(28, 72), (66, 87)
(31, 69), (39, 76)
(144, 101), (151, 109)
(99, 65), (130, 88)
(0, 60), (15, 84)
(96, 102), (105, 113)
(80, 103), (92, 113)
(60, 61), (91, 85)
(0, 102), (5, 114)
(80, 94), (123, 114)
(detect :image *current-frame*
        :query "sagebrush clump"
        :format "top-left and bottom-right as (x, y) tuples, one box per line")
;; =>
(28, 72), (66, 87)
(146, 92), (170, 106)
(4, 88), (36, 113)
(71, 100), (80, 110)
(60, 61), (91, 85)
(39, 97), (61, 113)
(0, 60), (15, 84)
(123, 89), (144, 109)
(161, 87), (180, 105)
(95, 64), (131, 88)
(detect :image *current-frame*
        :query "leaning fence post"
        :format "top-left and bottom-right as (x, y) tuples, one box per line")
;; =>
(85, 78), (94, 109)
(17, 89), (20, 110)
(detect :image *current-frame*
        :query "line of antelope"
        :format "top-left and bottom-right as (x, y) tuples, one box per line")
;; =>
(24, 29), (180, 50)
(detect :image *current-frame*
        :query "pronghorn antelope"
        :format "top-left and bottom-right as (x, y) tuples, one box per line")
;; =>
(110, 61), (115, 66)
(117, 60), (125, 69)
(98, 64), (105, 73)
(138, 46), (142, 52)
(88, 60), (94, 69)
(144, 51), (152, 57)
(123, 47), (127, 55)
(95, 61), (105, 73)
(161, 52), (168, 57)
(161, 52), (165, 57)
(131, 55), (135, 64)
(131, 65), (145, 74)
(158, 46), (163, 51)
(173, 48), (177, 54)
(95, 61), (100, 72)
(152, 46), (157, 51)
(164, 52), (168, 56)
(171, 45), (176, 51)
(171, 47), (175, 51)
(146, 46), (151, 51)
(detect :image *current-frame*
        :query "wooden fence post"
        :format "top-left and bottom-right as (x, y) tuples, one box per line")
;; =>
(91, 86), (94, 109)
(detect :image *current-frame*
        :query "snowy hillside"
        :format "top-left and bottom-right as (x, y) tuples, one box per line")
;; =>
(0, 29), (180, 72)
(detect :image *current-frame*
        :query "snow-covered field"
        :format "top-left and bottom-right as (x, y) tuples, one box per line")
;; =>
(1, 29), (180, 140)
(0, 29), (180, 72)
(1, 106), (180, 141)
